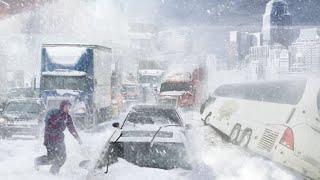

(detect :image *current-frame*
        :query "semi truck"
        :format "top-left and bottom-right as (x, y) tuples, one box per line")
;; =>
(137, 60), (165, 103)
(158, 67), (204, 108)
(40, 44), (114, 128)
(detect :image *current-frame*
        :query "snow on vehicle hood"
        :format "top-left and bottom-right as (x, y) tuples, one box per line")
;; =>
(55, 89), (82, 96)
(160, 91), (187, 97)
(89, 158), (191, 180)
(41, 69), (86, 76)
(3, 112), (39, 121)
(1, 113), (39, 126)
(112, 125), (185, 143)
(138, 69), (164, 76)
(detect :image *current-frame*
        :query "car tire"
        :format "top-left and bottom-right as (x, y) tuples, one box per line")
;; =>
(238, 129), (252, 148)
(229, 124), (241, 144)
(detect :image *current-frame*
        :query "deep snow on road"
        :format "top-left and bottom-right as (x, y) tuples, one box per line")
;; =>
(0, 128), (113, 180)
(0, 111), (302, 180)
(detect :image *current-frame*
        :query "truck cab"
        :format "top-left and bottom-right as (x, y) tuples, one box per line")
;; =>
(158, 73), (195, 108)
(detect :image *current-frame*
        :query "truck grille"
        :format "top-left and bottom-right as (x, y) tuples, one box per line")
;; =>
(257, 128), (279, 152)
(159, 99), (177, 106)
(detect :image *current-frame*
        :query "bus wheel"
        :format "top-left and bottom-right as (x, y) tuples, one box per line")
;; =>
(238, 129), (252, 148)
(229, 124), (241, 144)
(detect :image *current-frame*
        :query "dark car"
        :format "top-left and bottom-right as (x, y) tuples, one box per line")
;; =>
(0, 98), (46, 138)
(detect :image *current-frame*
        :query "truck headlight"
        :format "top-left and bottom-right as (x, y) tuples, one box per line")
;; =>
(0, 117), (8, 124)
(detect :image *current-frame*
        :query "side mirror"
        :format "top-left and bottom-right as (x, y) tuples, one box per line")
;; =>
(79, 160), (91, 170)
(112, 122), (120, 128)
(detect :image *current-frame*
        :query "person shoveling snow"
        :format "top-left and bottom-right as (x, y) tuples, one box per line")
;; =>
(34, 100), (82, 175)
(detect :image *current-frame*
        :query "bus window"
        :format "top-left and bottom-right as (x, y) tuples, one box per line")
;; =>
(214, 79), (306, 105)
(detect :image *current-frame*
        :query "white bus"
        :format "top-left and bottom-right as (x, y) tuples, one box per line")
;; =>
(200, 78), (320, 179)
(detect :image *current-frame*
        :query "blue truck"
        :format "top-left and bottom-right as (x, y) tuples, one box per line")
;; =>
(40, 44), (114, 128)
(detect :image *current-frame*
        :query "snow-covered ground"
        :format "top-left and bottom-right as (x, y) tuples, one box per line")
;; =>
(0, 111), (302, 180)
(182, 111), (302, 180)
(0, 128), (113, 180)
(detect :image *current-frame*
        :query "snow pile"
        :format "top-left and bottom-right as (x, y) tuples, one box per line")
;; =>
(0, 129), (112, 180)
(104, 159), (190, 180)
(182, 111), (302, 180)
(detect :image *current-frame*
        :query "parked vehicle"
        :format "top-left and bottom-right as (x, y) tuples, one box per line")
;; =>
(137, 60), (165, 88)
(0, 98), (46, 138)
(121, 83), (140, 108)
(158, 67), (204, 108)
(40, 44), (115, 128)
(78, 105), (206, 180)
(200, 78), (320, 179)
(137, 60), (166, 104)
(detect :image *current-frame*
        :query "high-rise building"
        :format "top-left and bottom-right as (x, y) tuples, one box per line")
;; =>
(0, 55), (7, 93)
(289, 28), (320, 72)
(262, 0), (293, 47)
(227, 31), (263, 69)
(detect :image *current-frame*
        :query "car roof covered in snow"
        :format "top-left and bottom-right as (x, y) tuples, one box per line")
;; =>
(131, 104), (177, 111)
(7, 98), (44, 104)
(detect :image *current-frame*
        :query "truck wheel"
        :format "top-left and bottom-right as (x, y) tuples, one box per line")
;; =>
(238, 129), (252, 148)
(229, 124), (241, 144)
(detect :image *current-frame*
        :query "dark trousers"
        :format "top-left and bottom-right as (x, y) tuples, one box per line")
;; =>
(35, 142), (66, 174)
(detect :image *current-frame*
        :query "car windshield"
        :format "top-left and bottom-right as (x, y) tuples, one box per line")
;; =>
(5, 101), (43, 114)
(97, 142), (190, 170)
(123, 108), (181, 127)
(160, 82), (190, 92)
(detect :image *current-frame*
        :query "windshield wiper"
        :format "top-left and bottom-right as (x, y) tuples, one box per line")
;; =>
(150, 124), (180, 147)
(105, 131), (122, 174)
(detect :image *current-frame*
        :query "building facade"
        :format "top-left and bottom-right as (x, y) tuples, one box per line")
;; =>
(0, 55), (7, 93)
(289, 28), (320, 73)
(262, 0), (293, 47)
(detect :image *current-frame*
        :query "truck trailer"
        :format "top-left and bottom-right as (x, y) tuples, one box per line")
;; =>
(40, 44), (114, 128)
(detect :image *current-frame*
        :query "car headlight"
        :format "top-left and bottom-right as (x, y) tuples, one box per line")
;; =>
(0, 117), (8, 124)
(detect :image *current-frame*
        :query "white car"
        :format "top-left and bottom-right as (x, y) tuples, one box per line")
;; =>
(80, 105), (212, 180)
(201, 78), (320, 179)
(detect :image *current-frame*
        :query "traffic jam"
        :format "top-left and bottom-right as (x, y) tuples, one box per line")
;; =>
(0, 0), (320, 180)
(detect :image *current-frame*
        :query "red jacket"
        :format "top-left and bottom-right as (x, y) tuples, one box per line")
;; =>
(44, 108), (79, 145)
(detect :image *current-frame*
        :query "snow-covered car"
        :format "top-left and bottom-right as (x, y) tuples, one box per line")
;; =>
(120, 105), (186, 127)
(78, 105), (212, 180)
(0, 98), (46, 138)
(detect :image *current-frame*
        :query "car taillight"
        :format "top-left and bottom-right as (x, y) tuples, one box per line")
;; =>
(279, 127), (294, 150)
